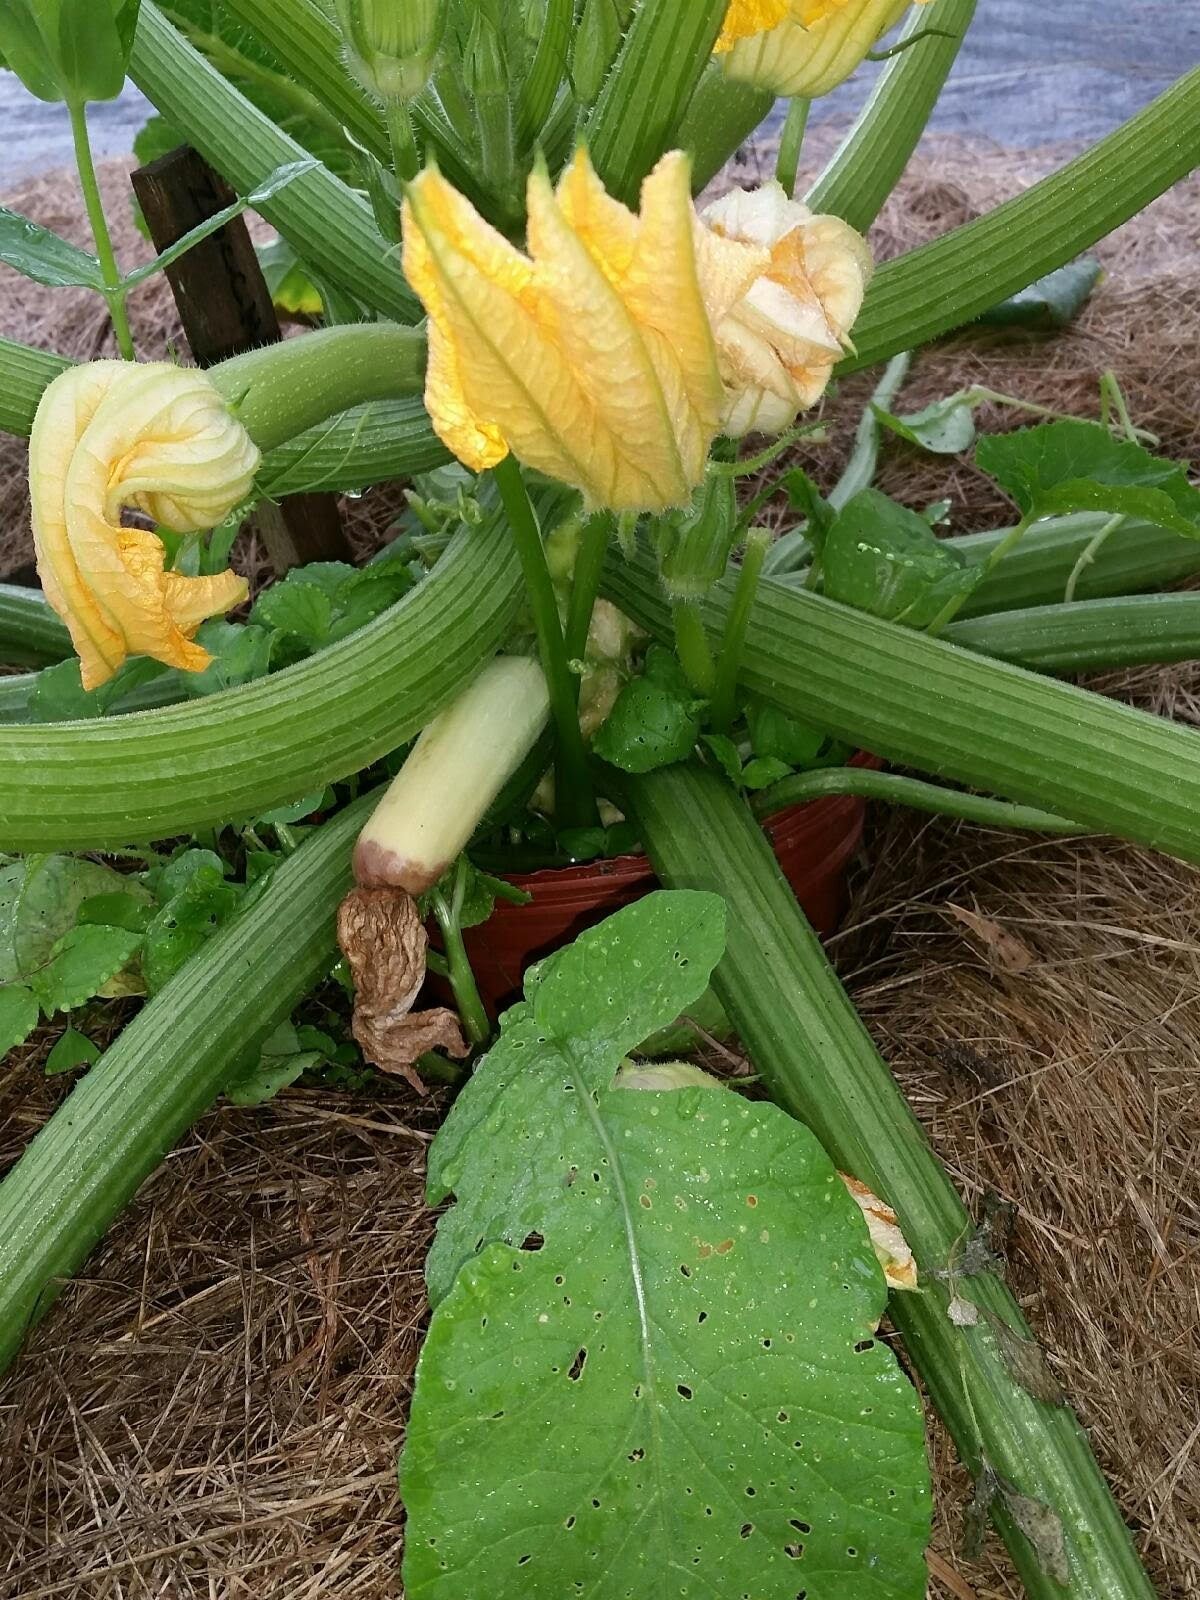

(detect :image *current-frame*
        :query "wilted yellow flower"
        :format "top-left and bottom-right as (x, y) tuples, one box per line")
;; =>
(31, 362), (259, 691)
(402, 149), (761, 514)
(841, 1173), (918, 1291)
(699, 181), (872, 435)
(719, 0), (934, 98)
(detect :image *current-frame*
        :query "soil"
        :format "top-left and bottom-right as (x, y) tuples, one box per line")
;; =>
(2, 139), (1200, 1598)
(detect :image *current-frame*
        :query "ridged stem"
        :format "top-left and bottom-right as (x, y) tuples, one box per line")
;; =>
(602, 546), (1200, 864)
(944, 592), (1200, 673)
(587, 0), (728, 204)
(673, 64), (773, 194)
(841, 68), (1200, 373)
(806, 0), (977, 228)
(0, 584), (72, 667)
(753, 766), (1082, 834)
(626, 762), (1155, 1599)
(129, 2), (419, 322)
(0, 499), (562, 852)
(0, 792), (373, 1376)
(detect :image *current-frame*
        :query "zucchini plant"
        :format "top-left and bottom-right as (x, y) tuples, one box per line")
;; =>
(1, 1), (1198, 1595)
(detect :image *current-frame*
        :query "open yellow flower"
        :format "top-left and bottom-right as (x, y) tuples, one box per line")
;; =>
(719, 0), (934, 98)
(699, 180), (872, 435)
(402, 149), (762, 514)
(31, 362), (259, 690)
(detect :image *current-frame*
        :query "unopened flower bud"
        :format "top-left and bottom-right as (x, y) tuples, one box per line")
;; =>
(334, 0), (444, 103)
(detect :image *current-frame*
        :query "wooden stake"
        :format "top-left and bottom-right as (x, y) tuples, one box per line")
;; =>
(131, 145), (349, 574)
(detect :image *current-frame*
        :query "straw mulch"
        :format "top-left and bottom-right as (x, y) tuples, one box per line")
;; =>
(2, 140), (1199, 1599)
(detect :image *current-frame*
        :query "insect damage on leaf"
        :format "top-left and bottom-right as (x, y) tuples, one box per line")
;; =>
(337, 886), (468, 1091)
(402, 892), (931, 1600)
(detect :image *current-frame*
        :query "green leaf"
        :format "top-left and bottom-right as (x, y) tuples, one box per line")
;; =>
(182, 619), (275, 696)
(255, 788), (331, 828)
(976, 420), (1200, 539)
(699, 732), (743, 786)
(823, 490), (982, 628)
(402, 893), (930, 1600)
(0, 205), (103, 290)
(45, 1026), (102, 1075)
(32, 925), (144, 1014)
(252, 577), (334, 649)
(257, 236), (323, 317)
(158, 848), (227, 901)
(872, 393), (977, 455)
(740, 755), (794, 791)
(0, 984), (39, 1055)
(746, 698), (826, 767)
(593, 648), (701, 774)
(226, 1020), (320, 1105)
(143, 870), (242, 992)
(76, 891), (154, 933)
(978, 258), (1102, 331)
(133, 111), (185, 167)
(781, 468), (837, 554)
(3, 854), (141, 984)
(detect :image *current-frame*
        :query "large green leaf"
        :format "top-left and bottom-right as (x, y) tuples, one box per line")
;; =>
(0, 205), (103, 290)
(822, 490), (981, 627)
(0, 854), (147, 983)
(402, 893), (930, 1600)
(977, 420), (1200, 538)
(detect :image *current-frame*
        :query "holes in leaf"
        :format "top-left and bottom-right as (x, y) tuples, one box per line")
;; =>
(676, 1384), (693, 1401)
(628, 1447), (644, 1462)
(679, 1264), (692, 1278)
(785, 1543), (805, 1560)
(854, 1339), (875, 1353)
(517, 1555), (531, 1566)
(777, 1410), (789, 1423)
(564, 1515), (575, 1530)
(568, 1348), (587, 1382)
(745, 1485), (756, 1497)
(762, 1338), (772, 1349)
(789, 1521), (812, 1535)
(638, 1194), (652, 1209)
(739, 1523), (753, 1539)
(520, 1233), (544, 1251)
(697, 1311), (708, 1325)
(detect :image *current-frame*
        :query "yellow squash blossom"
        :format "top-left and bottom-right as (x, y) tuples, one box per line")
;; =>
(699, 180), (872, 435)
(719, 0), (934, 98)
(31, 362), (259, 690)
(402, 149), (764, 514)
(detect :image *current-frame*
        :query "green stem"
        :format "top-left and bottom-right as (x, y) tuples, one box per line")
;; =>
(925, 515), (1037, 634)
(68, 99), (135, 361)
(492, 457), (597, 830)
(1064, 514), (1125, 604)
(0, 585), (72, 668)
(0, 495), (569, 851)
(432, 862), (491, 1045)
(840, 67), (1200, 374)
(753, 766), (1083, 835)
(0, 791), (375, 1377)
(943, 592), (1200, 673)
(130, 2), (420, 322)
(600, 542), (1200, 866)
(671, 601), (716, 697)
(828, 350), (912, 510)
(806, 0), (976, 228)
(673, 63), (774, 194)
(710, 530), (768, 734)
(387, 100), (420, 180)
(774, 97), (810, 198)
(564, 514), (613, 664)
(625, 762), (1156, 1600)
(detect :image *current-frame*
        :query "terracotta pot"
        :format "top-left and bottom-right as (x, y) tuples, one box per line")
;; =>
(461, 753), (879, 1015)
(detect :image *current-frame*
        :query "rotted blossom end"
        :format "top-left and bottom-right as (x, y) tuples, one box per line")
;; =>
(30, 362), (259, 691)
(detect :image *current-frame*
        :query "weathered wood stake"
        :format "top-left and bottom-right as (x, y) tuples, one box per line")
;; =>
(131, 145), (349, 574)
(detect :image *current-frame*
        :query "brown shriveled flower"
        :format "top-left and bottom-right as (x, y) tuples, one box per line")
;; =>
(336, 886), (468, 1092)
